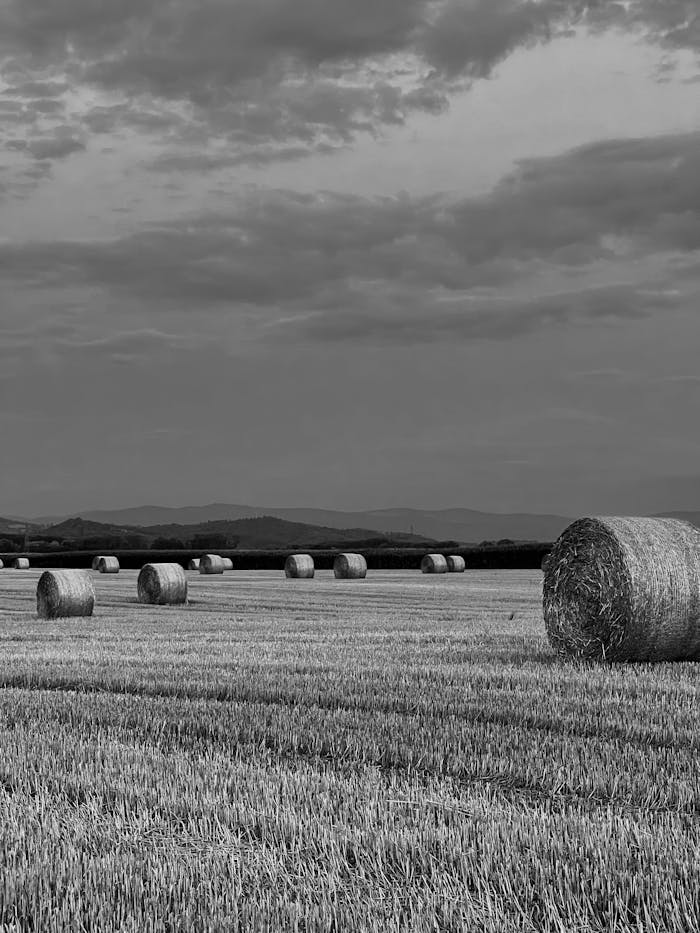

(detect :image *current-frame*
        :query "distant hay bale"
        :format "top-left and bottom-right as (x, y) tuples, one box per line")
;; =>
(221, 557), (233, 571)
(421, 554), (448, 574)
(0, 559), (4, 569)
(199, 554), (226, 575)
(94, 556), (120, 574)
(188, 558), (201, 571)
(13, 558), (29, 570)
(334, 553), (367, 579)
(446, 555), (466, 573)
(543, 516), (700, 662)
(137, 563), (188, 605)
(285, 554), (315, 578)
(37, 570), (95, 620)
(541, 553), (551, 572)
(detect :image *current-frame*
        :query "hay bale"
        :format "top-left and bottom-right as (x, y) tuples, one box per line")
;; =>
(446, 555), (465, 573)
(285, 554), (315, 578)
(421, 554), (448, 574)
(138, 563), (188, 605)
(13, 558), (29, 569)
(94, 556), (120, 574)
(0, 559), (4, 569)
(221, 557), (233, 571)
(543, 516), (700, 661)
(541, 553), (551, 572)
(188, 558), (201, 571)
(37, 570), (95, 620)
(199, 554), (226, 575)
(334, 553), (367, 579)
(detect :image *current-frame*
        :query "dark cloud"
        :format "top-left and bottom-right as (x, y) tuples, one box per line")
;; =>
(9, 133), (85, 160)
(1, 1), (695, 164)
(1, 128), (698, 341)
(3, 80), (69, 97)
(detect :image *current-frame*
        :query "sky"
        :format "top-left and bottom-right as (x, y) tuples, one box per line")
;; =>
(1, 0), (700, 518)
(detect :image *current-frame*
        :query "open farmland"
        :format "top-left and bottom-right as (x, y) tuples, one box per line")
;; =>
(0, 569), (698, 932)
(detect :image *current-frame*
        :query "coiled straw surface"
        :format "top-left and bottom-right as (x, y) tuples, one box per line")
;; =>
(200, 554), (225, 575)
(543, 516), (700, 661)
(93, 556), (120, 574)
(285, 554), (315, 578)
(13, 558), (29, 569)
(421, 554), (448, 574)
(334, 553), (367, 579)
(446, 555), (466, 573)
(138, 563), (188, 605)
(37, 570), (95, 620)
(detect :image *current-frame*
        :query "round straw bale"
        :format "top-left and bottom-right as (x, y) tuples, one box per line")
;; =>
(188, 558), (201, 571)
(421, 554), (448, 574)
(446, 555), (466, 573)
(221, 557), (234, 571)
(13, 558), (29, 569)
(543, 516), (700, 661)
(94, 556), (120, 574)
(138, 563), (188, 605)
(541, 553), (551, 572)
(334, 553), (367, 579)
(199, 554), (226, 575)
(37, 570), (95, 620)
(0, 559), (4, 569)
(285, 554), (315, 578)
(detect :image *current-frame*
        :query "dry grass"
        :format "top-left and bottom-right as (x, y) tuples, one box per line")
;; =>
(421, 554), (448, 574)
(544, 516), (700, 661)
(0, 569), (698, 931)
(137, 562), (188, 606)
(285, 554), (315, 578)
(36, 569), (95, 620)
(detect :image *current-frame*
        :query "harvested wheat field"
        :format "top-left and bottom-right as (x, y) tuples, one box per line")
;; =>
(0, 568), (698, 932)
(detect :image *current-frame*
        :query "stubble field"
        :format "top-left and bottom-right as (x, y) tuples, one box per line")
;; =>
(0, 568), (698, 932)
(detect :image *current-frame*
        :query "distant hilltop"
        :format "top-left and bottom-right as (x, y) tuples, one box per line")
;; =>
(9, 503), (700, 548)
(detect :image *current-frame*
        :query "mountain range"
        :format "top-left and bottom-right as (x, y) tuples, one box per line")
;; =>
(5, 504), (700, 547)
(20, 503), (571, 543)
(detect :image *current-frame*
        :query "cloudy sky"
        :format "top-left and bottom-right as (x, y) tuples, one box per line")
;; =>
(1, 0), (699, 518)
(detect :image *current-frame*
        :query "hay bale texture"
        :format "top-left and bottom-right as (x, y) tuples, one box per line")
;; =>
(93, 556), (120, 574)
(334, 553), (367, 579)
(285, 554), (315, 578)
(446, 555), (466, 573)
(221, 558), (233, 571)
(200, 554), (226, 575)
(421, 554), (448, 574)
(0, 559), (3, 569)
(188, 558), (200, 571)
(13, 558), (29, 569)
(543, 516), (700, 661)
(138, 563), (188, 605)
(37, 570), (95, 620)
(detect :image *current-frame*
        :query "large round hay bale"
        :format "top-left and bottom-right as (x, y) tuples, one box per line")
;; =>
(543, 516), (700, 661)
(421, 554), (448, 574)
(285, 554), (315, 578)
(446, 555), (465, 573)
(37, 570), (95, 620)
(334, 553), (367, 579)
(94, 556), (120, 574)
(199, 554), (225, 575)
(13, 558), (29, 570)
(221, 557), (233, 571)
(0, 559), (4, 569)
(188, 558), (200, 571)
(138, 563), (188, 605)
